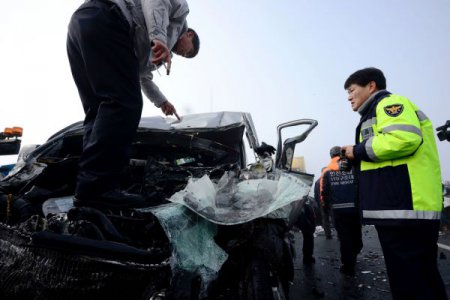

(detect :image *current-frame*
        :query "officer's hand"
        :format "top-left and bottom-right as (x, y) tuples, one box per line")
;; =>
(160, 101), (176, 116)
(151, 39), (171, 69)
(341, 145), (355, 160)
(255, 142), (276, 157)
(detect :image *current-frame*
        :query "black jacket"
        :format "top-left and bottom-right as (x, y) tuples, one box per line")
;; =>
(322, 167), (357, 214)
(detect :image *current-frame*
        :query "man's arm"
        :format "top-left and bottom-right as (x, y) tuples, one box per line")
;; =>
(354, 97), (422, 162)
(141, 0), (189, 47)
(313, 180), (320, 203)
(319, 169), (328, 206)
(139, 0), (188, 115)
(321, 171), (332, 209)
(344, 97), (422, 163)
(140, 71), (177, 116)
(140, 71), (167, 108)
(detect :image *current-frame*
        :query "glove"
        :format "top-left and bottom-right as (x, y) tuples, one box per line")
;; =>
(255, 142), (276, 157)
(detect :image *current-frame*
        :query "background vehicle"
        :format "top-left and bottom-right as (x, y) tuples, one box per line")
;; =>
(0, 126), (22, 178)
(437, 120), (450, 231)
(0, 112), (317, 300)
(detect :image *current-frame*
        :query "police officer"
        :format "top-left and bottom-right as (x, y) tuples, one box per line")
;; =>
(67, 0), (199, 209)
(342, 68), (447, 299)
(320, 148), (343, 240)
(321, 146), (362, 276)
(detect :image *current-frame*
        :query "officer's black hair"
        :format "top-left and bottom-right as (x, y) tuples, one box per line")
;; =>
(344, 67), (386, 90)
(186, 28), (200, 58)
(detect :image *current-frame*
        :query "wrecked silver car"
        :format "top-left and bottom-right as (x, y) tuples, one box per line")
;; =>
(0, 112), (317, 300)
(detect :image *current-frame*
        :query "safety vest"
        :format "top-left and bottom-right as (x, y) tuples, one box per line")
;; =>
(322, 167), (358, 214)
(319, 156), (339, 205)
(355, 92), (442, 225)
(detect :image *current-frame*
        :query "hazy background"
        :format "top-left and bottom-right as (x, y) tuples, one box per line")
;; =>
(1, 0), (449, 182)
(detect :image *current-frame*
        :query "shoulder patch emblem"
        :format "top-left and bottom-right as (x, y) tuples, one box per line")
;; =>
(384, 104), (404, 117)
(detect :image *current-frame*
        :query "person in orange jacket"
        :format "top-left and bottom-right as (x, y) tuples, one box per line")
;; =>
(318, 146), (341, 239)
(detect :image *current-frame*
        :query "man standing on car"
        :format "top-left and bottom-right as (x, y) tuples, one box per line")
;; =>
(67, 0), (200, 209)
(341, 67), (446, 299)
(321, 146), (362, 276)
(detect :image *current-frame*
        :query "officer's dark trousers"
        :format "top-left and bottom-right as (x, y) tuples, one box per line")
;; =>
(321, 205), (333, 238)
(67, 0), (142, 198)
(333, 211), (362, 267)
(300, 226), (314, 259)
(376, 223), (447, 300)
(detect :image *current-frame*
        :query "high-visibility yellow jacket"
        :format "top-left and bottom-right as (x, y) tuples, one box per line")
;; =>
(353, 90), (442, 226)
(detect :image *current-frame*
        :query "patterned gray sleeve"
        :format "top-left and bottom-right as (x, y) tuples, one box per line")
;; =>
(141, 0), (189, 46)
(140, 68), (167, 107)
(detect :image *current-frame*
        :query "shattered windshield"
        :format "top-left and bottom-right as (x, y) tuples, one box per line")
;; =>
(141, 168), (313, 296)
(168, 169), (313, 225)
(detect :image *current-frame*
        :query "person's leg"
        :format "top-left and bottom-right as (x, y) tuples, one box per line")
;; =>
(334, 213), (356, 275)
(376, 223), (446, 300)
(67, 1), (144, 207)
(348, 212), (363, 259)
(301, 227), (315, 264)
(67, 5), (101, 153)
(417, 223), (447, 300)
(321, 205), (332, 239)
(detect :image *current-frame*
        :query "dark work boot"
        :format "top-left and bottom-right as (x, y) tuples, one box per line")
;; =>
(73, 189), (149, 209)
(339, 264), (355, 276)
(303, 256), (316, 266)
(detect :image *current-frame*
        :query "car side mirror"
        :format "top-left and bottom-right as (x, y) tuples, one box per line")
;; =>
(275, 119), (318, 171)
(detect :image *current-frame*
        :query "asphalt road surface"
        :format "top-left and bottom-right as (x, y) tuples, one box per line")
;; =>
(289, 225), (450, 300)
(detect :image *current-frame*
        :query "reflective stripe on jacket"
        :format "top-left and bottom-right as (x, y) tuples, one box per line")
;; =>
(354, 92), (442, 225)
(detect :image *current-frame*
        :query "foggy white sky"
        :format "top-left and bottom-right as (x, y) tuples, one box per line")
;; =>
(1, 0), (449, 182)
